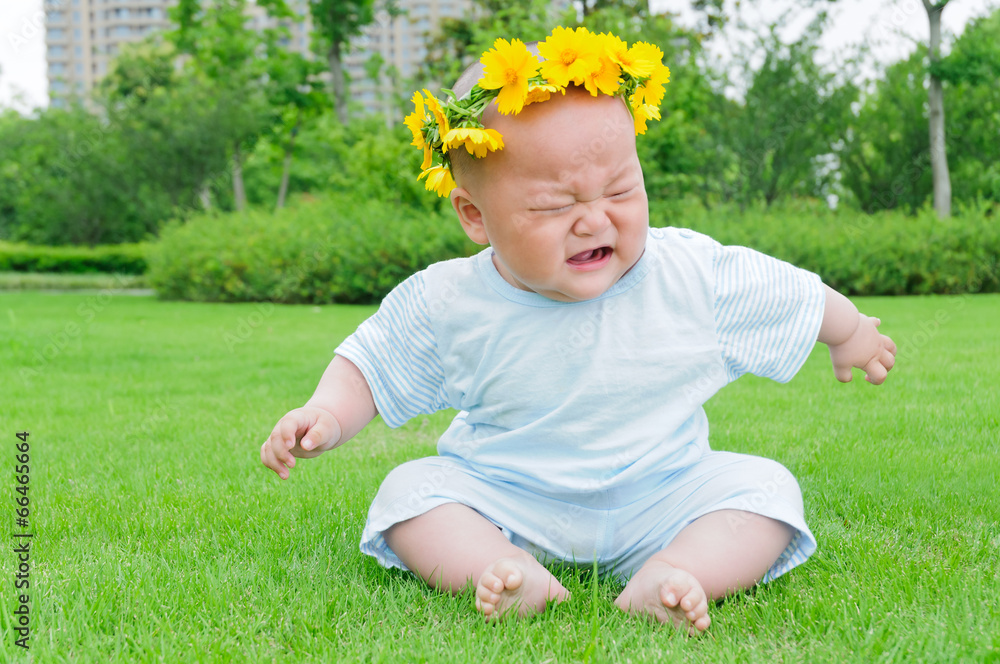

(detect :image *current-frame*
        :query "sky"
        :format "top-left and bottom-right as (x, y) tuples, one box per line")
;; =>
(1, 0), (997, 113)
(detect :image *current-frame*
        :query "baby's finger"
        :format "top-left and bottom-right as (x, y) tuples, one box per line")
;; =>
(260, 441), (291, 479)
(881, 349), (896, 371)
(883, 335), (898, 356)
(278, 412), (308, 448)
(864, 359), (888, 385)
(300, 416), (337, 452)
(833, 364), (853, 383)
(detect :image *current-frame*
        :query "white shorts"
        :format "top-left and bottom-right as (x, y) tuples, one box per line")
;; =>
(360, 451), (816, 583)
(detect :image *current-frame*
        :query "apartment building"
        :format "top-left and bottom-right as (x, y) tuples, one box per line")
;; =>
(43, 0), (315, 107)
(45, 0), (174, 107)
(343, 0), (474, 118)
(42, 0), (493, 117)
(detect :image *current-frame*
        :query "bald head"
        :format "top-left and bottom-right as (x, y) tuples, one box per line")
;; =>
(447, 42), (541, 185)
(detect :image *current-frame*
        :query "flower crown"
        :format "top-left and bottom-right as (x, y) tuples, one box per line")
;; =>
(405, 26), (671, 197)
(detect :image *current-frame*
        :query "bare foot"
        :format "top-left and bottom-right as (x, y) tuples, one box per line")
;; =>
(614, 559), (711, 635)
(475, 553), (570, 620)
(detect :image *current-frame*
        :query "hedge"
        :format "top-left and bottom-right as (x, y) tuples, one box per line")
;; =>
(0, 241), (149, 275)
(147, 194), (479, 304)
(147, 195), (999, 305)
(652, 200), (1000, 296)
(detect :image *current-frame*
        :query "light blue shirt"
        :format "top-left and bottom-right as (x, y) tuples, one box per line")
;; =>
(336, 227), (825, 495)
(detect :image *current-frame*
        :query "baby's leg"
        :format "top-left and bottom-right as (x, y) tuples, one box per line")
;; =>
(614, 509), (793, 634)
(383, 502), (569, 619)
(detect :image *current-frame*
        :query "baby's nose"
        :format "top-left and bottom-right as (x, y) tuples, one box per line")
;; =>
(572, 201), (611, 236)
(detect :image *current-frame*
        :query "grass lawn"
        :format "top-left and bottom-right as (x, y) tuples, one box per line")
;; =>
(1, 291), (998, 663)
(0, 272), (148, 291)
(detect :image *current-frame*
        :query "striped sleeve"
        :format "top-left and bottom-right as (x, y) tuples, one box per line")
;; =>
(334, 272), (449, 428)
(712, 244), (826, 384)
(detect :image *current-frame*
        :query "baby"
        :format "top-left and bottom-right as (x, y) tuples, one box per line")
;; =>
(260, 29), (897, 634)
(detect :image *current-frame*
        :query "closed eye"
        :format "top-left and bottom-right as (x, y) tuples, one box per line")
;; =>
(530, 203), (573, 214)
(608, 186), (636, 199)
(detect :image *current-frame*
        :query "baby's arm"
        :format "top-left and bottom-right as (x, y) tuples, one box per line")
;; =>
(817, 285), (897, 384)
(260, 355), (377, 479)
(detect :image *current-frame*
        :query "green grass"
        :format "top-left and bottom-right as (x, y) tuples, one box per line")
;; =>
(1, 292), (998, 663)
(0, 271), (149, 291)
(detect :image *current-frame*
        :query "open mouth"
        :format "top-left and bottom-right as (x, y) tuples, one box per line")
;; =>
(568, 246), (611, 264)
(567, 246), (613, 269)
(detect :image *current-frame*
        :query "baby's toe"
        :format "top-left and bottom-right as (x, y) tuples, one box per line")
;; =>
(489, 559), (524, 591)
(478, 571), (503, 596)
(659, 577), (692, 608)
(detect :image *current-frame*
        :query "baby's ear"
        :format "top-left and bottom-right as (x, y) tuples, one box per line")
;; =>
(450, 188), (490, 245)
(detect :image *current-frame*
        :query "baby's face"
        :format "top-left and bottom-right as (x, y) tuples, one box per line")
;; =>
(452, 87), (649, 303)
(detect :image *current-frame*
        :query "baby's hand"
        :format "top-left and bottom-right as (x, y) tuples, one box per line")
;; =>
(260, 406), (343, 480)
(828, 314), (897, 384)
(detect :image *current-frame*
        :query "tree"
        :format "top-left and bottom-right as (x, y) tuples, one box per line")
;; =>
(0, 105), (158, 245)
(168, 0), (278, 210)
(98, 38), (233, 215)
(933, 8), (1000, 207)
(266, 51), (329, 209)
(309, 0), (399, 125)
(838, 50), (932, 213)
(579, 0), (650, 18)
(722, 16), (858, 208)
(921, 0), (953, 218)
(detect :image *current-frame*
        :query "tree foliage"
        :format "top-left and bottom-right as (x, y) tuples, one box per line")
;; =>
(1, 2), (999, 247)
(839, 7), (1000, 212)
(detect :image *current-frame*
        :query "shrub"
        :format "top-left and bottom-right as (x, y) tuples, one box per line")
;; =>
(651, 200), (1000, 296)
(0, 241), (149, 274)
(149, 195), (998, 304)
(147, 194), (479, 304)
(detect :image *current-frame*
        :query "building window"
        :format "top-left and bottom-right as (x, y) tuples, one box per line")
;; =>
(74, 28), (82, 39)
(48, 44), (66, 56)
(73, 11), (81, 22)
(74, 45), (82, 56)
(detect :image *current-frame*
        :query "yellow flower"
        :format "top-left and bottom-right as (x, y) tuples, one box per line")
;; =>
(524, 83), (562, 106)
(442, 126), (504, 158)
(621, 41), (663, 79)
(631, 61), (671, 108)
(478, 38), (540, 115)
(404, 91), (435, 168)
(537, 26), (601, 88)
(422, 89), (450, 138)
(404, 91), (428, 149)
(632, 103), (661, 136)
(582, 49), (622, 97)
(419, 164), (457, 197)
